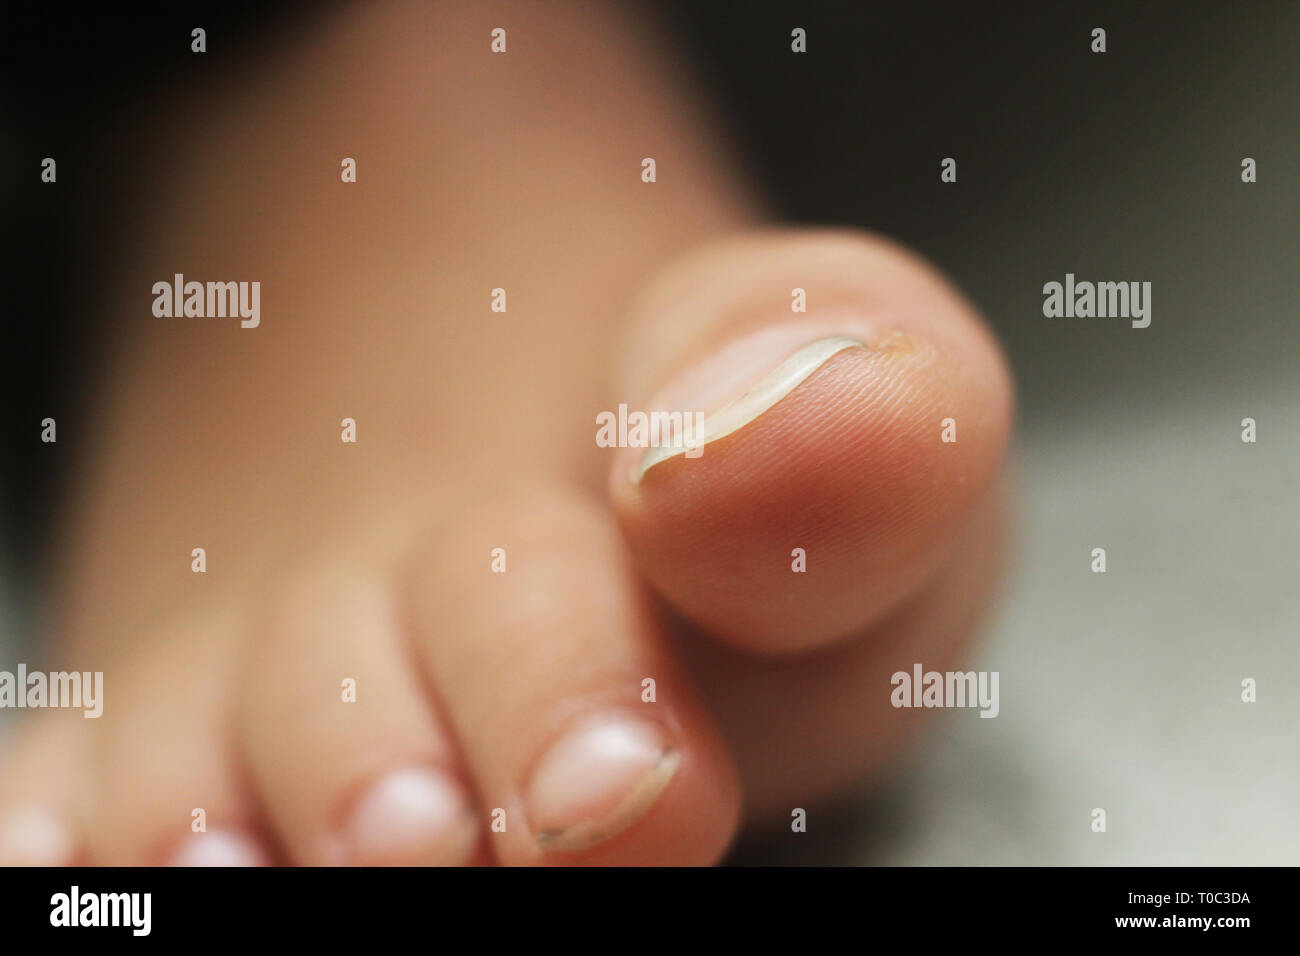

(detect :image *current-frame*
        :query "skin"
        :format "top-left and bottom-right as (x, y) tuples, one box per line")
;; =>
(0, 0), (1013, 865)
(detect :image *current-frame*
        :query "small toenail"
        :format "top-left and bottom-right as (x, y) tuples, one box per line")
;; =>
(0, 805), (75, 866)
(345, 767), (477, 866)
(167, 829), (270, 867)
(528, 716), (680, 852)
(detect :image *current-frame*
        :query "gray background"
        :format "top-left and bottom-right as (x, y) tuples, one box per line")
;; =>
(730, 6), (1300, 864)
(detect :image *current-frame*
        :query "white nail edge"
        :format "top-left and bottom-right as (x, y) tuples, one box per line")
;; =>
(636, 335), (868, 482)
(535, 748), (681, 852)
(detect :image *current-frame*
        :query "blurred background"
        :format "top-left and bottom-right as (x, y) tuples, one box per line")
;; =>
(3, 0), (1297, 863)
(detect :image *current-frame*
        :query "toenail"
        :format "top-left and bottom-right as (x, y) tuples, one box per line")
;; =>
(636, 331), (877, 482)
(167, 829), (270, 866)
(344, 767), (476, 866)
(0, 805), (75, 866)
(528, 716), (680, 852)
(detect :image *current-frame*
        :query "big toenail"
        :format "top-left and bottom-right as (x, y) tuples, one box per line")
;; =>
(634, 329), (894, 482)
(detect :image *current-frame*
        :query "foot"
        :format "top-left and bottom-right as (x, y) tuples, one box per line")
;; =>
(0, 1), (1012, 866)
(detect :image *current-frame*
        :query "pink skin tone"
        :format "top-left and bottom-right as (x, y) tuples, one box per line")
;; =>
(0, 0), (1011, 865)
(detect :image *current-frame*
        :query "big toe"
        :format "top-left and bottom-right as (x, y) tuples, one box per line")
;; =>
(608, 229), (1014, 654)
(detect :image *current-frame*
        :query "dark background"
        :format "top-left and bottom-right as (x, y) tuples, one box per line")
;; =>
(4, 0), (1295, 571)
